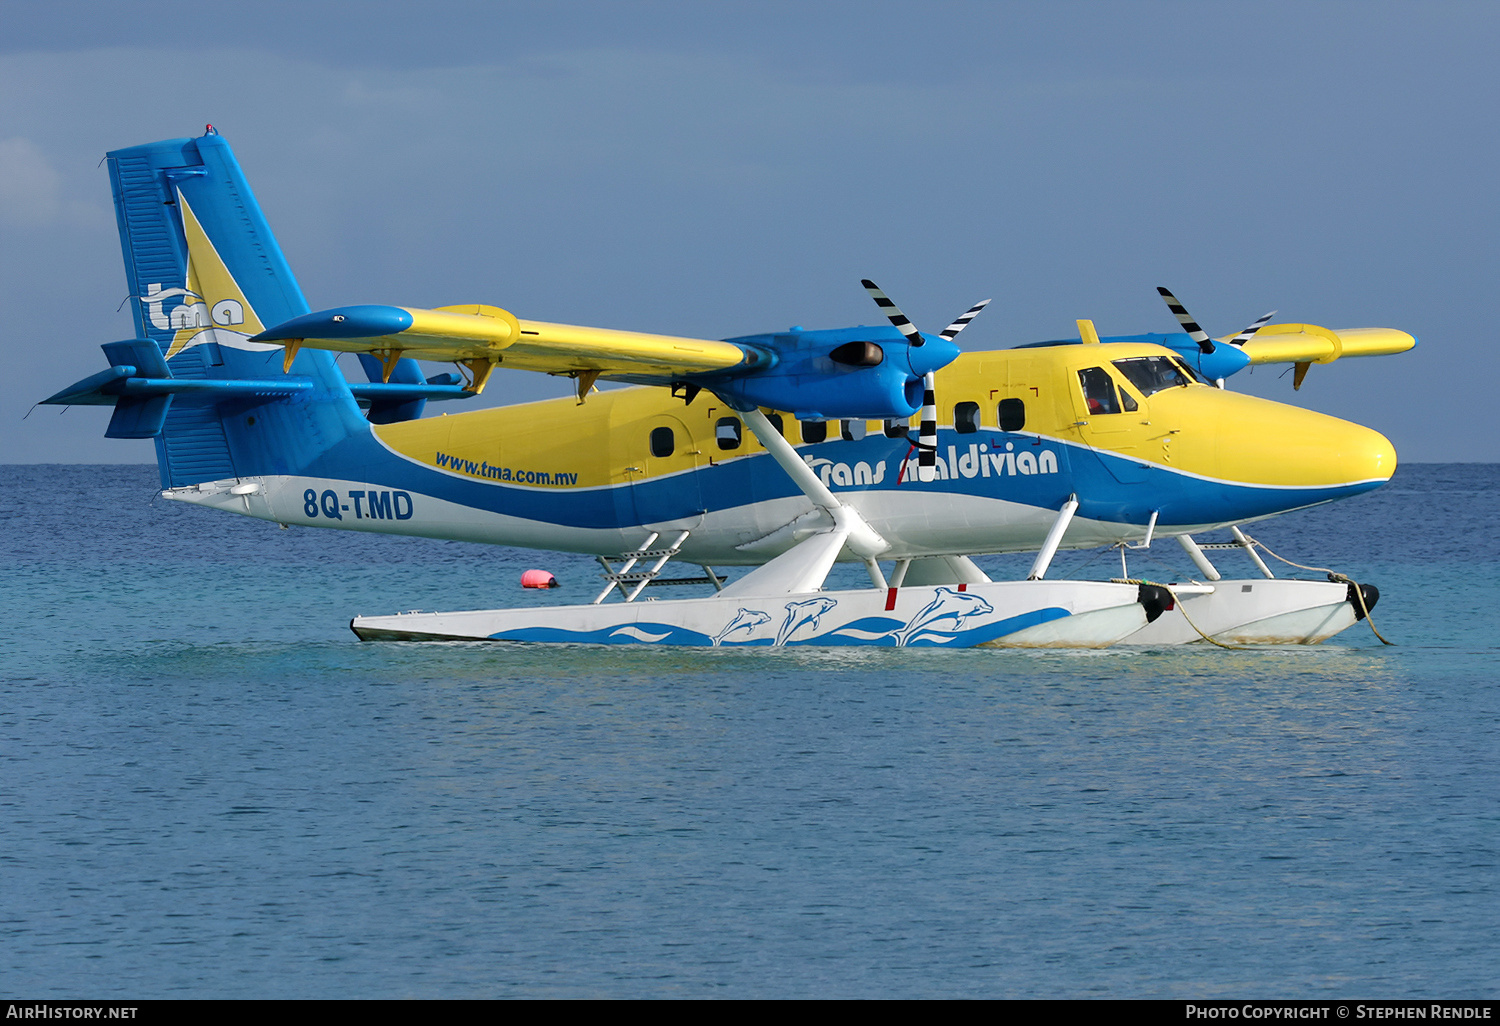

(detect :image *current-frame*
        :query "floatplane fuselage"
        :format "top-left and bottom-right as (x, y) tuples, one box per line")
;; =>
(165, 341), (1397, 569)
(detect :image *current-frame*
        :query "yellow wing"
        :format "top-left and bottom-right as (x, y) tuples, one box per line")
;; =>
(251, 303), (769, 393)
(1237, 324), (1417, 365)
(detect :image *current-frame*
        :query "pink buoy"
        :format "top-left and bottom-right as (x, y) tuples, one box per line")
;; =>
(521, 569), (559, 589)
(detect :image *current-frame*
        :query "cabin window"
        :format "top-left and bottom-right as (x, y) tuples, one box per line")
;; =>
(954, 402), (980, 434)
(1112, 356), (1191, 397)
(1078, 367), (1122, 415)
(998, 398), (1026, 432)
(883, 419), (909, 439)
(841, 419), (867, 441)
(801, 419), (828, 444)
(715, 417), (742, 450)
(649, 426), (675, 458)
(765, 413), (784, 436)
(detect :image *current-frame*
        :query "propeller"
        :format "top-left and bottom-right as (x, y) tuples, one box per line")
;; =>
(1156, 286), (1276, 355)
(1226, 309), (1278, 346)
(1156, 287), (1276, 387)
(861, 280), (990, 482)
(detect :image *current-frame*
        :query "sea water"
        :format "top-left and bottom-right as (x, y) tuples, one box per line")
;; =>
(1, 464), (1495, 998)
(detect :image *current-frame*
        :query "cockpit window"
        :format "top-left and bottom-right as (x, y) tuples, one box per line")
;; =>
(1112, 356), (1192, 397)
(1078, 367), (1121, 415)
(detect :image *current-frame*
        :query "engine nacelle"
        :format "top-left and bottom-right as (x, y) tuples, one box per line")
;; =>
(704, 325), (959, 420)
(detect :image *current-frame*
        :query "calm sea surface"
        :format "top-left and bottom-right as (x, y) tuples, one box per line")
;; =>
(1, 464), (1495, 998)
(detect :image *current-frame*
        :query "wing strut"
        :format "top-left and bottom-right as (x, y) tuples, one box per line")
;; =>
(715, 408), (890, 595)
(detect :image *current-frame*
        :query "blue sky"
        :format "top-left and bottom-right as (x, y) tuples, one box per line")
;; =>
(4, 0), (1495, 462)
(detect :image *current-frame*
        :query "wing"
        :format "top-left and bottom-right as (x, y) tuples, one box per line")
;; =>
(250, 303), (771, 393)
(1236, 324), (1417, 366)
(248, 280), (967, 419)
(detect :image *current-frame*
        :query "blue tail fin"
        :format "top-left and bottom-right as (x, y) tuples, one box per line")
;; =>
(106, 128), (367, 487)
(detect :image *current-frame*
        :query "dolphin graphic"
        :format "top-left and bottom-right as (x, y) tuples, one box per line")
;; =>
(893, 588), (994, 646)
(776, 596), (838, 645)
(711, 608), (771, 646)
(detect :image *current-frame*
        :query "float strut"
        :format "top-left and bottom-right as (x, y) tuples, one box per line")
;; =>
(1027, 494), (1079, 581)
(1177, 533), (1222, 582)
(1232, 526), (1275, 579)
(739, 406), (888, 561)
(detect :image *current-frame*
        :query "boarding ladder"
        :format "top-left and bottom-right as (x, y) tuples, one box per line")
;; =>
(1191, 526), (1276, 579)
(592, 530), (726, 604)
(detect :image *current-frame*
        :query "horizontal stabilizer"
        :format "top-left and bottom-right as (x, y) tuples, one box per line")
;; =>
(351, 352), (472, 424)
(45, 341), (171, 405)
(45, 363), (140, 406)
(42, 339), (315, 437)
(346, 382), (474, 402)
(44, 372), (311, 405)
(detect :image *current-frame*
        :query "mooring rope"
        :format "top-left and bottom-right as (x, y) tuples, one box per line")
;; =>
(1232, 534), (1395, 646)
(1112, 578), (1246, 650)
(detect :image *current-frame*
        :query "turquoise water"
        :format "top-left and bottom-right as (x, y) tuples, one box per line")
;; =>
(1, 464), (1495, 997)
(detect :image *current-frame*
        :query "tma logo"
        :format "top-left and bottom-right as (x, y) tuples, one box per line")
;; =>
(144, 284), (245, 331)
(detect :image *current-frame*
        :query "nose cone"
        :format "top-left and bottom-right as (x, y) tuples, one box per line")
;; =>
(1248, 403), (1395, 491)
(1180, 389), (1397, 492)
(1336, 421), (1397, 487)
(907, 334), (961, 378)
(1199, 342), (1251, 381)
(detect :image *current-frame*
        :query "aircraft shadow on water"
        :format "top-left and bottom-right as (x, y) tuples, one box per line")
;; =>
(45, 127), (1415, 648)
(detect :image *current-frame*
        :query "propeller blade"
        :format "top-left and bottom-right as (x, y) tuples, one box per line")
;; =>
(1156, 287), (1215, 354)
(917, 372), (938, 482)
(861, 280), (959, 483)
(938, 298), (992, 341)
(861, 279), (925, 348)
(1227, 310), (1278, 347)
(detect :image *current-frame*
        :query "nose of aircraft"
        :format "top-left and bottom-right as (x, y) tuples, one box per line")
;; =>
(1205, 390), (1397, 491)
(1286, 414), (1396, 493)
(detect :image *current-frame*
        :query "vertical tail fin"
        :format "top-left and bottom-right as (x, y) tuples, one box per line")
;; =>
(107, 127), (366, 487)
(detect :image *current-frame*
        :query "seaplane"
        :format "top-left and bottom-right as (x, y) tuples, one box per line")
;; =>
(44, 128), (1417, 648)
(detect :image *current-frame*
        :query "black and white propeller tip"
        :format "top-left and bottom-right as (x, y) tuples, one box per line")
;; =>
(1156, 286), (1277, 353)
(860, 280), (990, 483)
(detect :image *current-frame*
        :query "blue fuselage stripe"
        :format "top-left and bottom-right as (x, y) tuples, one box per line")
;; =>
(302, 428), (1381, 530)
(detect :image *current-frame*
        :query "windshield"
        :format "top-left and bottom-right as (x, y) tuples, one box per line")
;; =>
(1112, 356), (1193, 397)
(1169, 355), (1214, 385)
